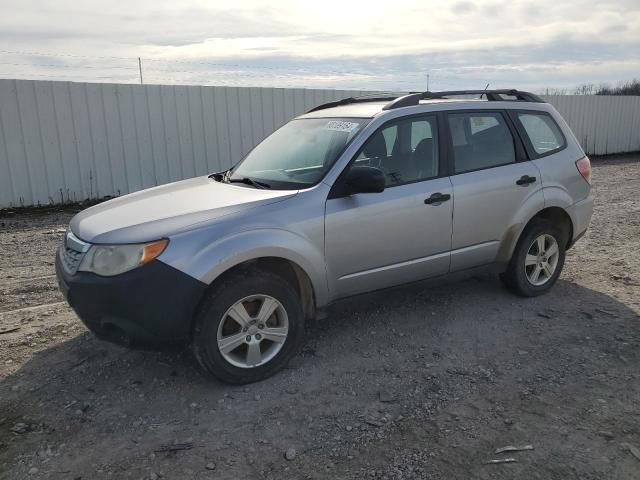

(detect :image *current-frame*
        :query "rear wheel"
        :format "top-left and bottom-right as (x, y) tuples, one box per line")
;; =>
(192, 270), (304, 384)
(501, 219), (566, 297)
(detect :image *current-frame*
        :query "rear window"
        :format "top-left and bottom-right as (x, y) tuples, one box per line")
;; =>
(517, 112), (565, 155)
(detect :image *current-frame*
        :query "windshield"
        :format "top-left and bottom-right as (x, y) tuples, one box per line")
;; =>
(228, 118), (368, 189)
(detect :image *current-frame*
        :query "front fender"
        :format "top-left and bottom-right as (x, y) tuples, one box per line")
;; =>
(161, 228), (330, 307)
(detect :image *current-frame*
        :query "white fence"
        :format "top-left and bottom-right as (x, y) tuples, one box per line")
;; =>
(543, 94), (640, 157)
(0, 79), (638, 208)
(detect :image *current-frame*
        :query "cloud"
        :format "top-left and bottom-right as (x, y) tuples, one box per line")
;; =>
(0, 0), (638, 91)
(450, 1), (478, 14)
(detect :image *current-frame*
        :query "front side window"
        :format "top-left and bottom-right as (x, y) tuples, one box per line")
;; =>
(230, 118), (368, 189)
(517, 112), (565, 155)
(354, 115), (439, 186)
(448, 112), (516, 174)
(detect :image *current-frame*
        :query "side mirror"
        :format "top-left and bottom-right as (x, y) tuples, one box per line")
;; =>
(344, 166), (386, 195)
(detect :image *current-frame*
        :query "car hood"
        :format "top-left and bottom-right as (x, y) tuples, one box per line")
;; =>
(70, 176), (297, 244)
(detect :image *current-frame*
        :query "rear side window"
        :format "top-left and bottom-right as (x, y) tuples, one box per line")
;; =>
(447, 112), (516, 174)
(517, 112), (565, 155)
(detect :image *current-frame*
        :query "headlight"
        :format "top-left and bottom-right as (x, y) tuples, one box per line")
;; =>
(78, 239), (168, 276)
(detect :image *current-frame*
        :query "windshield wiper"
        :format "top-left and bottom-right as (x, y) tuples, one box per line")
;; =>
(228, 177), (271, 189)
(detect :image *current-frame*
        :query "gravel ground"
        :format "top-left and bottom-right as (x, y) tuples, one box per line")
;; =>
(0, 154), (639, 480)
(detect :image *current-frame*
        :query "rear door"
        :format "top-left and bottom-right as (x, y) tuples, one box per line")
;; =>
(446, 110), (544, 271)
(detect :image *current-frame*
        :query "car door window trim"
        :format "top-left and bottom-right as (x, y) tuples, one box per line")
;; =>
(444, 109), (529, 176)
(328, 112), (447, 199)
(507, 109), (568, 160)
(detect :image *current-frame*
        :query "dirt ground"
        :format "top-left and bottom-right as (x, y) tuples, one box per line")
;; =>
(1, 154), (639, 480)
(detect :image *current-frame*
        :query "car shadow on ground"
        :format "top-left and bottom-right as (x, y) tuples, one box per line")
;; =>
(1, 275), (639, 478)
(1, 274), (637, 405)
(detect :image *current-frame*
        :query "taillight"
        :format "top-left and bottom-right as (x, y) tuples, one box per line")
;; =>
(576, 156), (592, 184)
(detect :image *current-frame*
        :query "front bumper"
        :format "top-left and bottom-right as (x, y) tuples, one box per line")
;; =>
(55, 251), (207, 350)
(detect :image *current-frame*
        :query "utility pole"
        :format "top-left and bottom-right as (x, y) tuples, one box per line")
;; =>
(427, 73), (430, 91)
(138, 57), (143, 84)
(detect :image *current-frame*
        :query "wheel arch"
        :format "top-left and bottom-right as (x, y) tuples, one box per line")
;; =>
(207, 256), (317, 322)
(185, 227), (328, 330)
(189, 255), (311, 383)
(170, 227), (328, 302)
(497, 206), (574, 263)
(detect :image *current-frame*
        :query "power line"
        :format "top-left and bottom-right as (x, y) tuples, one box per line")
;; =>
(0, 47), (487, 81)
(0, 47), (533, 90)
(0, 62), (488, 89)
(0, 47), (504, 90)
(0, 61), (441, 85)
(0, 72), (138, 81)
(0, 48), (137, 61)
(0, 61), (138, 70)
(0, 48), (376, 76)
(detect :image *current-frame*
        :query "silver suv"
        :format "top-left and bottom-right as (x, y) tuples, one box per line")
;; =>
(56, 89), (593, 384)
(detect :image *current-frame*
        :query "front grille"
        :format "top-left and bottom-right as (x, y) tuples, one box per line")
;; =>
(60, 230), (90, 275)
(61, 245), (83, 274)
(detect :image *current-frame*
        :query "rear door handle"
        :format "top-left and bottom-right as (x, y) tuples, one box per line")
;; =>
(424, 192), (451, 205)
(516, 175), (537, 186)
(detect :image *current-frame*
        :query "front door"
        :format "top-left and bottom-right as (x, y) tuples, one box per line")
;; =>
(325, 114), (453, 299)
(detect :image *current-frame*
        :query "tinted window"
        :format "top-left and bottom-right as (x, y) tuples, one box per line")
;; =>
(355, 115), (438, 186)
(381, 125), (398, 156)
(448, 112), (516, 174)
(411, 120), (434, 149)
(518, 112), (565, 155)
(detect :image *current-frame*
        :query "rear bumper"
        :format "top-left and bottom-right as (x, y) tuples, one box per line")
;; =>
(567, 194), (594, 248)
(55, 251), (207, 350)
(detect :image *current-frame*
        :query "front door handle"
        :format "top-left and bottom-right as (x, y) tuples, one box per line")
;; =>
(424, 192), (451, 205)
(516, 175), (537, 186)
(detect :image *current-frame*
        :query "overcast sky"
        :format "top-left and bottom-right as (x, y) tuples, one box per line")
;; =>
(1, 0), (639, 92)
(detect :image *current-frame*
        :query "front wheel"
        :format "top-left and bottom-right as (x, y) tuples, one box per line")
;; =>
(500, 219), (566, 297)
(192, 270), (305, 384)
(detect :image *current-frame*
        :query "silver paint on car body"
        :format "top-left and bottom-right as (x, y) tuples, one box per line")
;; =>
(449, 162), (545, 271)
(70, 176), (297, 244)
(65, 97), (593, 309)
(325, 176), (453, 298)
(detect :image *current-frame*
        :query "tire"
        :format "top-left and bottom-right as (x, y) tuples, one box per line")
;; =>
(192, 269), (305, 384)
(500, 219), (566, 297)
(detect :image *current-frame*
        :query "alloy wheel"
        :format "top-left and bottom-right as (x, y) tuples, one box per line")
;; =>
(524, 234), (560, 286)
(216, 295), (289, 368)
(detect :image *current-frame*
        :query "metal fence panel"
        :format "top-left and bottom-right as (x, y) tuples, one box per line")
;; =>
(0, 79), (638, 208)
(541, 94), (640, 156)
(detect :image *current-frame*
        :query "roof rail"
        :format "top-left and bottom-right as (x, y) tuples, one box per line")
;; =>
(307, 89), (545, 113)
(306, 94), (400, 113)
(382, 89), (545, 110)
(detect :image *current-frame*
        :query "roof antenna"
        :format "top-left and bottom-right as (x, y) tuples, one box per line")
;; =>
(480, 83), (490, 99)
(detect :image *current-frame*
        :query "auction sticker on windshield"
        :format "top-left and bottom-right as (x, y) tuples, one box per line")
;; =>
(325, 120), (359, 132)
